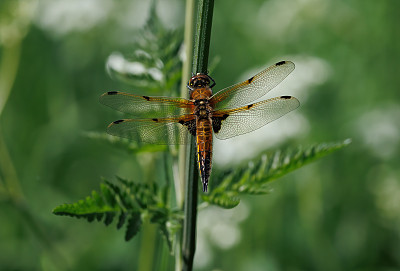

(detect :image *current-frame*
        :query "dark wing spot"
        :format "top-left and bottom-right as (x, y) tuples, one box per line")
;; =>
(152, 118), (159, 122)
(247, 76), (254, 84)
(113, 119), (124, 124)
(280, 95), (292, 99)
(247, 104), (254, 109)
(276, 61), (286, 66)
(143, 96), (150, 101)
(212, 115), (229, 133)
(107, 91), (119, 95)
(188, 119), (197, 137)
(212, 118), (222, 133)
(180, 119), (196, 136)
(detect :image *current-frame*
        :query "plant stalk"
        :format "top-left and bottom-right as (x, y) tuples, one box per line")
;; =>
(192, 0), (214, 74)
(181, 0), (214, 270)
(176, 0), (195, 269)
(178, 0), (195, 210)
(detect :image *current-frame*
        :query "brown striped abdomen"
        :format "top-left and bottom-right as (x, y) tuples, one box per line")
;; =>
(196, 118), (213, 192)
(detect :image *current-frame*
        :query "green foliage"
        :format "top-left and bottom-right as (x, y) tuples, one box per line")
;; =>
(203, 139), (352, 208)
(53, 139), (351, 249)
(107, 7), (183, 95)
(53, 177), (182, 249)
(50, 1), (355, 264)
(53, 4), (187, 256)
(1, 0), (398, 269)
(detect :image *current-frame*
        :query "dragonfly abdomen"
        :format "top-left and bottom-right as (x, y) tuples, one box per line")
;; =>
(196, 118), (213, 192)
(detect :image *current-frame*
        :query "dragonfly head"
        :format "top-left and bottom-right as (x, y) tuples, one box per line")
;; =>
(187, 73), (216, 90)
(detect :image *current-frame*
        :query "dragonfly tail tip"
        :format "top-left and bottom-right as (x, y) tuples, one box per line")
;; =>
(202, 182), (208, 193)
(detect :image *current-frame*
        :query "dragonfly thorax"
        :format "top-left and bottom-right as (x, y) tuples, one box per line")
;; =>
(193, 99), (212, 119)
(194, 99), (208, 106)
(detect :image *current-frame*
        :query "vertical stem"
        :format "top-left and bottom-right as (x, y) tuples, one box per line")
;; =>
(176, 0), (195, 270)
(178, 0), (195, 210)
(192, 0), (214, 74)
(138, 222), (157, 271)
(181, 143), (198, 271)
(0, 44), (23, 201)
(137, 154), (158, 271)
(181, 0), (214, 270)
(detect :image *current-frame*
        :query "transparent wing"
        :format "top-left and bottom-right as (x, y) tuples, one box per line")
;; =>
(212, 96), (300, 140)
(106, 116), (195, 145)
(100, 91), (193, 117)
(210, 61), (295, 110)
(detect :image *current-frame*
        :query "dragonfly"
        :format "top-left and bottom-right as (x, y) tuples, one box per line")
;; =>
(100, 60), (299, 192)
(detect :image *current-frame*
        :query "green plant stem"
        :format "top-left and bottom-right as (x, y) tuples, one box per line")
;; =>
(182, 0), (214, 270)
(177, 0), (195, 269)
(0, 43), (24, 203)
(192, 0), (214, 74)
(138, 222), (158, 271)
(178, 0), (195, 210)
(181, 144), (199, 271)
(137, 154), (158, 271)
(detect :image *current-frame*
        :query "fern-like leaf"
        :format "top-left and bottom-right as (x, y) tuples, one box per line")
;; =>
(125, 212), (142, 241)
(53, 178), (182, 250)
(204, 139), (351, 208)
(202, 191), (240, 209)
(53, 188), (121, 223)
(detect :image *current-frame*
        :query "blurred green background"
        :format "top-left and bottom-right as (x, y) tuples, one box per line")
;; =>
(1, 0), (399, 270)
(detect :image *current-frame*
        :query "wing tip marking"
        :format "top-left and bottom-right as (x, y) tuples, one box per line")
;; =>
(280, 95), (292, 99)
(113, 119), (124, 124)
(107, 91), (119, 95)
(276, 60), (295, 70)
